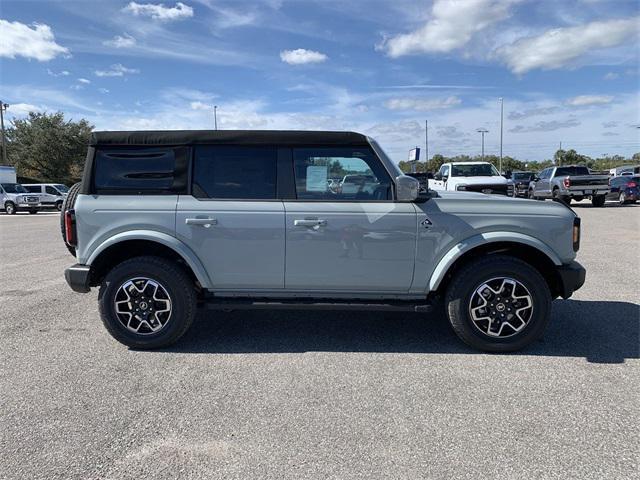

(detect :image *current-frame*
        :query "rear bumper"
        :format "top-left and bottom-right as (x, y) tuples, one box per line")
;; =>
(556, 261), (586, 299)
(64, 264), (91, 293)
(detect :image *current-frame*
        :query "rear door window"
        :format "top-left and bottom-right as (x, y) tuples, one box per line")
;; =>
(192, 145), (277, 199)
(93, 147), (188, 194)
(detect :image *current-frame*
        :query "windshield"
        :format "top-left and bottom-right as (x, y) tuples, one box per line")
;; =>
(54, 184), (69, 193)
(1, 183), (28, 194)
(513, 172), (532, 181)
(451, 164), (500, 177)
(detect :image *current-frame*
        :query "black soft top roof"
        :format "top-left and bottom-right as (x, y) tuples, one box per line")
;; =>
(90, 130), (370, 147)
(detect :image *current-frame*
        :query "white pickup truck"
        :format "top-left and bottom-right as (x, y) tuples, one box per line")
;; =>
(429, 162), (512, 196)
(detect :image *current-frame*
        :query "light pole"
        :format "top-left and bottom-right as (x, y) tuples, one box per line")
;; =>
(476, 128), (488, 161)
(0, 101), (8, 165)
(213, 105), (218, 130)
(425, 119), (429, 167)
(499, 97), (503, 174)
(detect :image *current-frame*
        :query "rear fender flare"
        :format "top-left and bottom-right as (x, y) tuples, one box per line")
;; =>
(86, 230), (212, 288)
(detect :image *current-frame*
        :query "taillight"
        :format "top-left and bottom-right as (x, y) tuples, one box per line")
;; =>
(563, 176), (571, 188)
(572, 217), (581, 252)
(628, 182), (637, 188)
(64, 209), (76, 246)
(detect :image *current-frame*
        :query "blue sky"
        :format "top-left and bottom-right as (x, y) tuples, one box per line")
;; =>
(1, 0), (638, 163)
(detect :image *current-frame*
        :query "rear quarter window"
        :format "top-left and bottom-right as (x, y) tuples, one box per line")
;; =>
(93, 147), (188, 194)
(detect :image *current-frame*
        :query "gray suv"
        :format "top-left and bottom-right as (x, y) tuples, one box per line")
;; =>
(63, 130), (585, 352)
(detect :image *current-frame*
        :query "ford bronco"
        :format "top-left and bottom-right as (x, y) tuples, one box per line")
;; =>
(62, 130), (585, 352)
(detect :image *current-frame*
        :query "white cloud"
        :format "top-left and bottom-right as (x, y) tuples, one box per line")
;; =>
(498, 17), (639, 74)
(380, 0), (519, 57)
(98, 88), (110, 94)
(190, 101), (212, 110)
(103, 33), (136, 48)
(122, 2), (194, 21)
(566, 95), (614, 106)
(385, 96), (461, 111)
(94, 64), (140, 77)
(47, 69), (70, 77)
(280, 48), (328, 65)
(603, 72), (619, 80)
(5, 103), (43, 116)
(78, 78), (91, 84)
(0, 20), (69, 61)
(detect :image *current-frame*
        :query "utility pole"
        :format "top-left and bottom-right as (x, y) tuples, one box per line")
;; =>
(476, 128), (488, 161)
(0, 101), (8, 165)
(558, 141), (562, 166)
(425, 120), (429, 169)
(214, 105), (218, 130)
(499, 97), (503, 174)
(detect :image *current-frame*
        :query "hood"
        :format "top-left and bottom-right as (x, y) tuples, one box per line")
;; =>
(449, 176), (508, 186)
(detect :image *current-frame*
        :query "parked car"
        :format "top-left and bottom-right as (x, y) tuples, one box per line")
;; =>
(528, 165), (610, 206)
(609, 165), (640, 177)
(0, 182), (41, 214)
(429, 162), (513, 196)
(606, 175), (639, 204)
(22, 183), (69, 211)
(62, 130), (585, 352)
(509, 171), (535, 198)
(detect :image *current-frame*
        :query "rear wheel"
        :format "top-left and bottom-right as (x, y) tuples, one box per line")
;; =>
(4, 202), (16, 215)
(592, 195), (606, 207)
(55, 201), (63, 211)
(573, 195), (584, 202)
(445, 255), (551, 352)
(619, 191), (627, 205)
(59, 183), (82, 256)
(98, 256), (197, 349)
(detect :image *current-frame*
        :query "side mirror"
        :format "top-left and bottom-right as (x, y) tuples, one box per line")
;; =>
(395, 175), (419, 202)
(442, 175), (448, 182)
(433, 173), (442, 181)
(534, 176), (540, 182)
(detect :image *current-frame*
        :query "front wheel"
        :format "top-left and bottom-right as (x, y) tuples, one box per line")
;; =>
(4, 202), (16, 215)
(98, 256), (197, 349)
(445, 255), (551, 352)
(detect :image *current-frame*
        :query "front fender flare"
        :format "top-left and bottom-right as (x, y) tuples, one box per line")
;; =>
(428, 232), (562, 292)
(86, 230), (212, 289)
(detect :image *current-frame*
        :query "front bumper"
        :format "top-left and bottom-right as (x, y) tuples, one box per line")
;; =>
(556, 261), (586, 299)
(65, 264), (91, 293)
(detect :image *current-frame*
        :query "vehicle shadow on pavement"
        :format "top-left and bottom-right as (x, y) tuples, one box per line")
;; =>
(165, 300), (639, 364)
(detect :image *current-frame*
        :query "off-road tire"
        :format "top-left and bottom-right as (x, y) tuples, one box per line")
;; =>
(98, 256), (197, 349)
(5, 202), (16, 215)
(445, 255), (552, 352)
(591, 195), (606, 207)
(59, 182), (82, 256)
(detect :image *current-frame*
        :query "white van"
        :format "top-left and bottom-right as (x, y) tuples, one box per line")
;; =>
(22, 183), (69, 210)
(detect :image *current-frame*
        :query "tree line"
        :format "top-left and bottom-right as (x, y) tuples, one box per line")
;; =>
(1, 111), (638, 184)
(399, 150), (640, 175)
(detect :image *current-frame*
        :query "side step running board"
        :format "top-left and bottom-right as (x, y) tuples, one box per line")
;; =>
(202, 298), (433, 313)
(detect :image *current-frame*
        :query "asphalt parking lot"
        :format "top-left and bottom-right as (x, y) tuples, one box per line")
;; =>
(1, 202), (638, 480)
